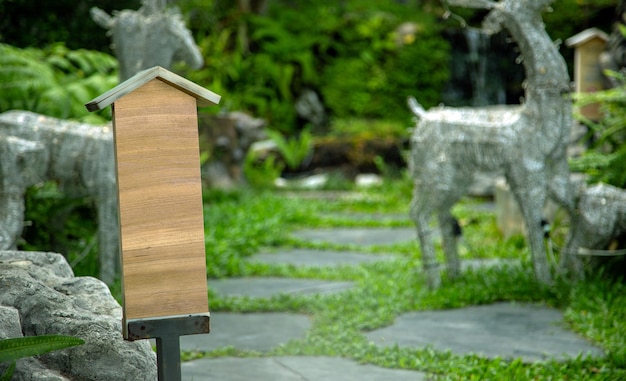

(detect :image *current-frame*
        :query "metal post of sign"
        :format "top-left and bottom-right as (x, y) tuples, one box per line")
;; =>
(127, 314), (210, 381)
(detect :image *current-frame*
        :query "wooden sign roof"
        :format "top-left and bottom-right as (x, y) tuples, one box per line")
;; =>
(565, 28), (608, 48)
(85, 66), (220, 112)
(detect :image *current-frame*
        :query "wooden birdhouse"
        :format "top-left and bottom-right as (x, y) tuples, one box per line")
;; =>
(86, 66), (220, 340)
(566, 28), (609, 121)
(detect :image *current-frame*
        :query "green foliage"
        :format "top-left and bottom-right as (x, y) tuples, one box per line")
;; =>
(319, 7), (449, 121)
(265, 127), (313, 170)
(329, 118), (408, 139)
(202, 189), (319, 277)
(0, 335), (84, 379)
(0, 362), (15, 381)
(0, 43), (117, 123)
(183, 1), (450, 132)
(183, 6), (315, 131)
(242, 151), (284, 189)
(570, 71), (626, 188)
(543, 0), (616, 48)
(19, 182), (99, 278)
(0, 0), (140, 52)
(566, 272), (626, 367)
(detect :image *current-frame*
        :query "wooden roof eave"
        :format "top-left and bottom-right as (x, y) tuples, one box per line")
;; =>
(85, 66), (221, 112)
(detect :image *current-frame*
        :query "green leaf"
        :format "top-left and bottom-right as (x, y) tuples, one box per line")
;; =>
(0, 362), (15, 381)
(0, 335), (85, 363)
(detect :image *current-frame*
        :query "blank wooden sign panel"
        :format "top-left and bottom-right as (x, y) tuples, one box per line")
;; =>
(86, 66), (220, 329)
(114, 78), (207, 320)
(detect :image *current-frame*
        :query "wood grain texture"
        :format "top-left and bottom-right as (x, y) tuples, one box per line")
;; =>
(113, 78), (208, 320)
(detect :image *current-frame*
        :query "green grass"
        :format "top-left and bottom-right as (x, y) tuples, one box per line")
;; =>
(198, 180), (626, 380)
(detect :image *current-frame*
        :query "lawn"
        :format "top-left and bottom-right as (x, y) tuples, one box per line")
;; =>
(195, 178), (626, 380)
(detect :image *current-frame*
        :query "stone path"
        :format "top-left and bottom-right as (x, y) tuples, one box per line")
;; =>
(181, 222), (604, 380)
(181, 313), (311, 353)
(248, 248), (397, 267)
(365, 302), (603, 362)
(210, 277), (355, 298)
(291, 227), (415, 247)
(183, 356), (426, 381)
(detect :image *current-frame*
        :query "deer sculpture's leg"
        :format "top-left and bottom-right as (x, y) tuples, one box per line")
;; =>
(548, 154), (576, 215)
(438, 211), (461, 280)
(97, 194), (121, 285)
(561, 226), (585, 281)
(410, 191), (441, 289)
(0, 193), (25, 250)
(508, 170), (553, 286)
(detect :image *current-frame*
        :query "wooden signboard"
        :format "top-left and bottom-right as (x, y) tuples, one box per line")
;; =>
(566, 28), (609, 121)
(86, 66), (220, 338)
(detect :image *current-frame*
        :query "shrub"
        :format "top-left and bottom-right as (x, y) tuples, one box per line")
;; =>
(183, 1), (450, 132)
(0, 43), (117, 123)
(570, 71), (626, 188)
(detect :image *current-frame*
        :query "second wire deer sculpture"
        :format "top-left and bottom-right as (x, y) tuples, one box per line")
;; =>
(408, 0), (575, 288)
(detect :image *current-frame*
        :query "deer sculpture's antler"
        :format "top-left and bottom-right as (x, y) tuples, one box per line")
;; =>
(445, 0), (496, 9)
(447, 0), (553, 9)
(447, 0), (555, 34)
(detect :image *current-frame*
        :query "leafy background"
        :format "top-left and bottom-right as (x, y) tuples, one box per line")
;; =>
(1, 0), (624, 277)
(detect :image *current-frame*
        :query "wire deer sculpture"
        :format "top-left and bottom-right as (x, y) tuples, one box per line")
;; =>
(561, 183), (626, 279)
(0, 111), (119, 285)
(408, 0), (575, 288)
(91, 0), (203, 81)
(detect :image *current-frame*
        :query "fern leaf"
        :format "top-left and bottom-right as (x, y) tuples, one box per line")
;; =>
(0, 335), (85, 363)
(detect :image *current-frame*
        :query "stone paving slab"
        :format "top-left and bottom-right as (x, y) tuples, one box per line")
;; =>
(461, 258), (517, 271)
(247, 248), (397, 267)
(180, 312), (311, 353)
(365, 302), (604, 362)
(320, 212), (411, 223)
(210, 277), (354, 298)
(182, 356), (428, 381)
(292, 227), (416, 247)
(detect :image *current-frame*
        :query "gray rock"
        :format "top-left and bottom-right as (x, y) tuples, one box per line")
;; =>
(295, 89), (327, 128)
(0, 306), (68, 381)
(199, 112), (267, 188)
(0, 306), (22, 339)
(0, 251), (156, 380)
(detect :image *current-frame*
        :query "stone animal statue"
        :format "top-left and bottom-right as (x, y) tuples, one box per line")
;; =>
(91, 0), (203, 81)
(0, 111), (119, 285)
(0, 135), (45, 250)
(561, 183), (626, 279)
(408, 0), (575, 288)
